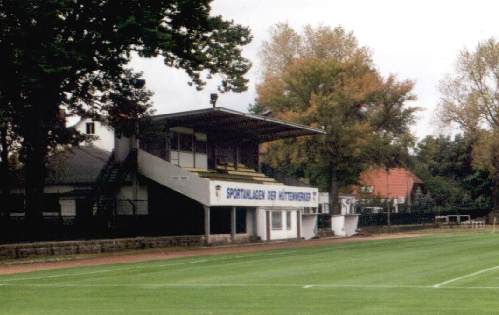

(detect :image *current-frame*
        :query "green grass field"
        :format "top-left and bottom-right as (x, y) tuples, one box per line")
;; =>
(2, 232), (499, 314)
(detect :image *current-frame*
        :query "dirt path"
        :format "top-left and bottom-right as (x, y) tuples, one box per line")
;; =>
(0, 231), (430, 275)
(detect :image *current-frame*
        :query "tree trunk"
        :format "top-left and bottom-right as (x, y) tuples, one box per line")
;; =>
(0, 126), (10, 217)
(491, 139), (499, 223)
(23, 116), (48, 240)
(492, 172), (499, 221)
(329, 163), (340, 215)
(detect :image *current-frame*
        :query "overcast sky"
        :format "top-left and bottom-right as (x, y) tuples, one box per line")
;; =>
(130, 0), (499, 139)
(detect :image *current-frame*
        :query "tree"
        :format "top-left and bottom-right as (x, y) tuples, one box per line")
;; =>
(0, 0), (252, 228)
(0, 103), (12, 216)
(411, 134), (492, 210)
(439, 38), (499, 214)
(254, 24), (417, 213)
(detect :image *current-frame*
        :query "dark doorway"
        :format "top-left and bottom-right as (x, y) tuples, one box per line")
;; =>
(210, 207), (247, 234)
(148, 180), (204, 235)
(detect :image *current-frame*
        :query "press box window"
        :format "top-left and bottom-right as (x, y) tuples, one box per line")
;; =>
(86, 122), (95, 135)
(286, 211), (292, 230)
(272, 211), (283, 230)
(179, 133), (193, 152)
(169, 132), (179, 151)
(194, 134), (207, 154)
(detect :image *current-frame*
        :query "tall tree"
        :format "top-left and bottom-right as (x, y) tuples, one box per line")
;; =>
(0, 101), (12, 216)
(0, 0), (252, 228)
(254, 24), (417, 213)
(439, 38), (499, 214)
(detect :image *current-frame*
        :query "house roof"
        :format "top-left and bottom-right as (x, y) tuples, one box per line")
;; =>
(45, 146), (111, 185)
(150, 107), (325, 142)
(356, 167), (424, 199)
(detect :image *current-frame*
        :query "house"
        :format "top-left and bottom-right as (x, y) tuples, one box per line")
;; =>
(355, 167), (425, 212)
(8, 107), (326, 244)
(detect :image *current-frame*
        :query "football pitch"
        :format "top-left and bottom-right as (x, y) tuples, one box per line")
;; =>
(2, 232), (499, 314)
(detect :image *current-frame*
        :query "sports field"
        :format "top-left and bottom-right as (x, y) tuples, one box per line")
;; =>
(1, 232), (499, 314)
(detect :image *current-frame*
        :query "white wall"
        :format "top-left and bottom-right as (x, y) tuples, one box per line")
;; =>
(255, 208), (298, 240)
(195, 153), (208, 169)
(332, 215), (359, 237)
(114, 135), (132, 162)
(302, 216), (318, 240)
(74, 119), (114, 152)
(271, 210), (297, 240)
(245, 209), (256, 237)
(179, 151), (194, 168)
(137, 149), (211, 206)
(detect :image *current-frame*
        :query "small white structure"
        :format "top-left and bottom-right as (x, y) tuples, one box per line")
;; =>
(320, 193), (359, 237)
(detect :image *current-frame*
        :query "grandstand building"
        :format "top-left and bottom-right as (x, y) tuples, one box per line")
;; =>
(9, 107), (326, 244)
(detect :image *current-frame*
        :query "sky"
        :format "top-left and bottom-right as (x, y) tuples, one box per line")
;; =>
(130, 0), (499, 139)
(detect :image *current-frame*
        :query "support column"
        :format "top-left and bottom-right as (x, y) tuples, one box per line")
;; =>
(204, 206), (210, 244)
(253, 208), (259, 239)
(230, 206), (236, 241)
(266, 210), (271, 241)
(297, 210), (302, 240)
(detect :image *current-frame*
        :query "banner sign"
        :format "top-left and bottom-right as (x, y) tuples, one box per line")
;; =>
(209, 180), (318, 208)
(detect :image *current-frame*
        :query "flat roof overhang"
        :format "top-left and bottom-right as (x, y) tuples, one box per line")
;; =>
(150, 107), (325, 142)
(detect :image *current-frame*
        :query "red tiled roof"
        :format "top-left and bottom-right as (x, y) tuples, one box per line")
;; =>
(355, 167), (423, 199)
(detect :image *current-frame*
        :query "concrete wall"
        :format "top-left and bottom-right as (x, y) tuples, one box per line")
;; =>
(271, 210), (298, 240)
(302, 215), (318, 240)
(245, 209), (256, 237)
(115, 135), (133, 162)
(0, 236), (207, 260)
(137, 149), (211, 206)
(332, 215), (359, 237)
(255, 209), (298, 240)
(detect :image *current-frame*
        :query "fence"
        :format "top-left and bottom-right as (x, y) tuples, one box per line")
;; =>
(358, 208), (491, 227)
(0, 214), (205, 244)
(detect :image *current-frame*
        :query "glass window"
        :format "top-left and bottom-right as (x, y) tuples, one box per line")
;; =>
(286, 211), (292, 230)
(195, 139), (207, 154)
(86, 122), (95, 134)
(360, 185), (374, 193)
(179, 133), (193, 151)
(272, 211), (283, 230)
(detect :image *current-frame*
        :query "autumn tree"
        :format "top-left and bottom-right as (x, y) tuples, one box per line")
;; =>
(254, 23), (417, 213)
(0, 0), (252, 228)
(439, 38), (499, 215)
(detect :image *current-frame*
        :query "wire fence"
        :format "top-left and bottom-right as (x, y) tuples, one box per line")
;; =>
(358, 208), (491, 227)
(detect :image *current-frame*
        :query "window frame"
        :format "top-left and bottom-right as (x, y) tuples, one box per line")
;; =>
(271, 211), (283, 230)
(85, 122), (95, 135)
(178, 133), (193, 152)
